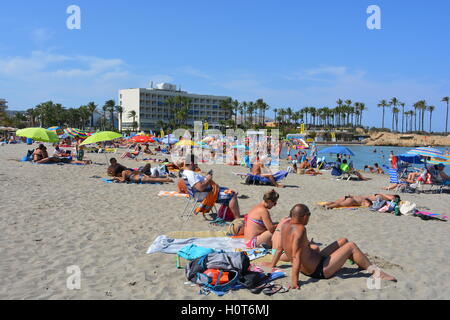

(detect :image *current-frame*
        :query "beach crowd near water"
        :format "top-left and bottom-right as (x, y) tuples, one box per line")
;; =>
(0, 131), (449, 300)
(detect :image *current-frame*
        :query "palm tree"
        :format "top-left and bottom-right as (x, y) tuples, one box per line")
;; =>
(128, 110), (137, 131)
(399, 102), (405, 133)
(116, 105), (124, 133)
(378, 100), (389, 129)
(104, 100), (116, 129)
(442, 97), (449, 134)
(273, 108), (278, 126)
(389, 98), (399, 131)
(87, 102), (97, 129)
(232, 99), (239, 128)
(427, 105), (435, 133)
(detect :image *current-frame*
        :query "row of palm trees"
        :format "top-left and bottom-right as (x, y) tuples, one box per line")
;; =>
(272, 100), (367, 129)
(3, 95), (449, 134)
(18, 100), (124, 131)
(378, 97), (449, 133)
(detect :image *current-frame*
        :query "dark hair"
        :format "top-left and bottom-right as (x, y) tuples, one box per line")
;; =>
(343, 159), (348, 164)
(263, 189), (279, 203)
(110, 158), (117, 163)
(374, 163), (379, 167)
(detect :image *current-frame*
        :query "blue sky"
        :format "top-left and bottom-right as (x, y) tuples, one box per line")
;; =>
(1, 0), (449, 130)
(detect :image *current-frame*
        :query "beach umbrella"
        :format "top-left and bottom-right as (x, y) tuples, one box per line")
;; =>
(64, 128), (89, 139)
(397, 154), (424, 164)
(80, 131), (123, 146)
(48, 126), (64, 136)
(16, 127), (60, 143)
(175, 140), (199, 147)
(318, 145), (355, 156)
(161, 135), (178, 145)
(129, 135), (155, 143)
(407, 147), (447, 159)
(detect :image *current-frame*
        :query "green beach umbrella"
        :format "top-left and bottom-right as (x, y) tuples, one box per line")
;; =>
(80, 131), (123, 146)
(16, 127), (60, 143)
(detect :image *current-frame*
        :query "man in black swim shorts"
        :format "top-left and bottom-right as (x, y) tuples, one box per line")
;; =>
(268, 204), (397, 289)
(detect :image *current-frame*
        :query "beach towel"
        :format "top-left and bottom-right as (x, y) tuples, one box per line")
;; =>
(102, 178), (162, 185)
(195, 181), (219, 215)
(158, 191), (190, 198)
(147, 235), (247, 254)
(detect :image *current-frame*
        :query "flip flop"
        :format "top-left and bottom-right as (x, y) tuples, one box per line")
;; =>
(262, 284), (284, 296)
(250, 283), (273, 295)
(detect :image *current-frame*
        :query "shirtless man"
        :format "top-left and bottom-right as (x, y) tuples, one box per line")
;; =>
(107, 158), (128, 177)
(270, 204), (397, 289)
(252, 156), (284, 188)
(244, 190), (279, 248)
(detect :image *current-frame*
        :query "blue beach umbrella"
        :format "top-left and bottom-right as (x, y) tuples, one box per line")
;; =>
(397, 154), (424, 164)
(318, 145), (355, 156)
(161, 134), (179, 145)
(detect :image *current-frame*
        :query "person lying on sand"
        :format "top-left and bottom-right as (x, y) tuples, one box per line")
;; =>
(244, 190), (279, 249)
(322, 196), (373, 209)
(267, 204), (397, 289)
(113, 170), (173, 184)
(252, 155), (284, 188)
(33, 144), (91, 165)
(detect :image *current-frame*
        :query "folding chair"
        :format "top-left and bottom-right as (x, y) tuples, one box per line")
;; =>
(179, 177), (217, 223)
(387, 168), (411, 192)
(234, 170), (290, 185)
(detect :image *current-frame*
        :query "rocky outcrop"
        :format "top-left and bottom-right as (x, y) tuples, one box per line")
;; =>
(363, 132), (450, 147)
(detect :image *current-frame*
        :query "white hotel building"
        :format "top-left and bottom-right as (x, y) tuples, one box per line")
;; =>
(118, 83), (232, 132)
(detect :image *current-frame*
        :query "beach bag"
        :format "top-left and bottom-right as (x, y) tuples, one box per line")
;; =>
(205, 252), (250, 275)
(185, 256), (208, 281)
(399, 201), (417, 216)
(331, 166), (342, 176)
(227, 218), (245, 236)
(370, 198), (387, 211)
(217, 205), (234, 222)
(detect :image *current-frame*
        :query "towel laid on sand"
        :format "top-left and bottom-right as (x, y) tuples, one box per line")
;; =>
(147, 235), (247, 254)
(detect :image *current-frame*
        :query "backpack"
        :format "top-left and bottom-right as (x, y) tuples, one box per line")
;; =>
(331, 166), (342, 176)
(227, 218), (245, 236)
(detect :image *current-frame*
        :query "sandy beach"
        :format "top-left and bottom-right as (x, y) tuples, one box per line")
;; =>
(0, 143), (449, 300)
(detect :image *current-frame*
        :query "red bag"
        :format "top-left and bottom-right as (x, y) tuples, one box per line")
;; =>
(217, 205), (235, 222)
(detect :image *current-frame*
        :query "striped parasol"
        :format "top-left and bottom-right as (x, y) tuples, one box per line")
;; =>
(64, 128), (89, 139)
(48, 126), (64, 136)
(407, 147), (450, 165)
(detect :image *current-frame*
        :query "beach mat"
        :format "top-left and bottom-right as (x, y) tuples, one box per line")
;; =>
(317, 202), (363, 210)
(167, 230), (227, 239)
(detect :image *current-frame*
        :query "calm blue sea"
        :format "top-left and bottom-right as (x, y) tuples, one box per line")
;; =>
(282, 145), (450, 170)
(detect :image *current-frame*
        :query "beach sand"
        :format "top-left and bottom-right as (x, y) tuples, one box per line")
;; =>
(0, 143), (449, 300)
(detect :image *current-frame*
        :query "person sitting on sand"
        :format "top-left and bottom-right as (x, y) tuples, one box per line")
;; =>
(107, 158), (128, 177)
(322, 195), (373, 209)
(244, 190), (279, 249)
(113, 170), (173, 184)
(268, 204), (397, 289)
(341, 159), (368, 181)
(121, 145), (141, 160)
(252, 155), (284, 188)
(182, 156), (241, 220)
(143, 144), (154, 155)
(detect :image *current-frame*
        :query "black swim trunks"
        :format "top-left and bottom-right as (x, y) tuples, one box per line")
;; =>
(303, 256), (327, 279)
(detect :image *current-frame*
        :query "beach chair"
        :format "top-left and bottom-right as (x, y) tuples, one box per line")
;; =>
(179, 176), (217, 223)
(387, 168), (411, 192)
(234, 169), (290, 186)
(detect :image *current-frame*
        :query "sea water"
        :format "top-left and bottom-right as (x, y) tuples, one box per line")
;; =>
(282, 145), (449, 170)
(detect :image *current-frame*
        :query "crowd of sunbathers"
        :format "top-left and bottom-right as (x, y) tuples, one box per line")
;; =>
(240, 189), (397, 289)
(383, 163), (450, 190)
(31, 144), (92, 165)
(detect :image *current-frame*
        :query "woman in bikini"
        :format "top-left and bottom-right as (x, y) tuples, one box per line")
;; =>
(323, 195), (373, 210)
(244, 190), (279, 249)
(113, 170), (173, 184)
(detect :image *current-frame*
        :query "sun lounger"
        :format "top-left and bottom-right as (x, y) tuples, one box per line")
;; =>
(234, 170), (290, 186)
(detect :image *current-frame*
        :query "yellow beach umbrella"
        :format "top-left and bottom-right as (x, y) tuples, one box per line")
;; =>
(175, 140), (199, 147)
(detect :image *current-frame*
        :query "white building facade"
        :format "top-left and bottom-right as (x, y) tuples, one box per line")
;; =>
(118, 83), (232, 132)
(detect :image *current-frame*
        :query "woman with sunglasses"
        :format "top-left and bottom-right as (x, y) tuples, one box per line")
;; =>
(244, 190), (280, 249)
